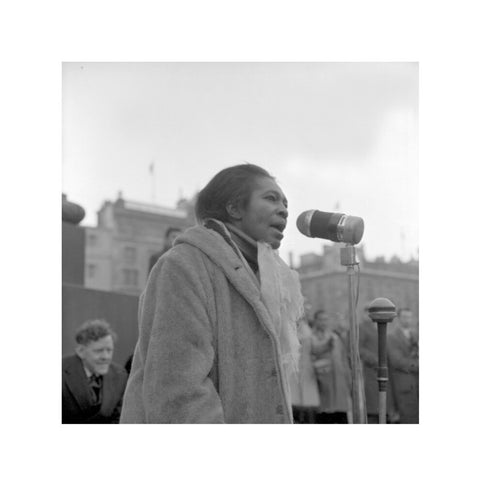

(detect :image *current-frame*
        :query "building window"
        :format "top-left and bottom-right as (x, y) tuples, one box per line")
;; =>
(87, 264), (96, 278)
(124, 246), (137, 263)
(122, 268), (138, 287)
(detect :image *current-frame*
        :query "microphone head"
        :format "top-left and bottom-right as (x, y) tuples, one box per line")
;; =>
(296, 210), (315, 237)
(368, 297), (397, 323)
(296, 210), (364, 244)
(340, 215), (364, 245)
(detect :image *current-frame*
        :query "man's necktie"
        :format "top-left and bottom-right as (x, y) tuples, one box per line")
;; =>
(89, 374), (102, 405)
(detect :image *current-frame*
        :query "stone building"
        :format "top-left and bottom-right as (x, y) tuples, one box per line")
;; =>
(297, 244), (419, 325)
(84, 193), (195, 296)
(62, 193), (139, 364)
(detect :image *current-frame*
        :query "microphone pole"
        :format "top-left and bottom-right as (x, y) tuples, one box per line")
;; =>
(296, 210), (366, 423)
(368, 298), (396, 424)
(340, 244), (366, 424)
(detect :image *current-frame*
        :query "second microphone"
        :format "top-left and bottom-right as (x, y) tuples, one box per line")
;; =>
(296, 210), (364, 245)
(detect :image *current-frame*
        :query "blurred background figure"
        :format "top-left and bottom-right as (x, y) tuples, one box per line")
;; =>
(331, 312), (349, 346)
(311, 309), (352, 423)
(62, 319), (128, 423)
(387, 307), (419, 423)
(290, 302), (321, 423)
(148, 227), (183, 273)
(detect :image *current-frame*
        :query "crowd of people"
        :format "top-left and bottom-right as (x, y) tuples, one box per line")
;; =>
(291, 304), (419, 424)
(62, 163), (419, 424)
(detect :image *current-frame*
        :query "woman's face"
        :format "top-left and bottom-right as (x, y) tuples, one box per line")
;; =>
(313, 313), (329, 333)
(232, 176), (288, 249)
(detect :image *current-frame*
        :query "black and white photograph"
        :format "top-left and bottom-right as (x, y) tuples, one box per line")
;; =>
(4, 2), (480, 484)
(62, 62), (418, 425)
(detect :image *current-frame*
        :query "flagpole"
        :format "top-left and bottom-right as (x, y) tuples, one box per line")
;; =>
(150, 160), (155, 203)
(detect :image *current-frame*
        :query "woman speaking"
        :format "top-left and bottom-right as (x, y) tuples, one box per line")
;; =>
(120, 163), (304, 423)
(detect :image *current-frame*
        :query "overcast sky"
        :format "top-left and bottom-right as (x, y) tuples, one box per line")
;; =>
(62, 62), (418, 265)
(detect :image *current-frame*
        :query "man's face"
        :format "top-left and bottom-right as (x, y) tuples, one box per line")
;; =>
(398, 310), (413, 329)
(233, 177), (288, 250)
(76, 335), (114, 376)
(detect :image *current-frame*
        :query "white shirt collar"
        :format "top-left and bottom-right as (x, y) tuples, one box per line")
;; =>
(82, 364), (93, 379)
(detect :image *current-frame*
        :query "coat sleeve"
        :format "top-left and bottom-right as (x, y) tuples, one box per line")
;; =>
(140, 247), (225, 423)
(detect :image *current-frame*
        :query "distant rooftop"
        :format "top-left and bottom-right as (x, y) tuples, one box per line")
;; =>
(122, 199), (188, 218)
(297, 243), (418, 277)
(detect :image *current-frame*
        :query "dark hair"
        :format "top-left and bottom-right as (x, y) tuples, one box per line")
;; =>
(195, 163), (274, 223)
(313, 309), (326, 320)
(75, 319), (116, 345)
(165, 227), (182, 239)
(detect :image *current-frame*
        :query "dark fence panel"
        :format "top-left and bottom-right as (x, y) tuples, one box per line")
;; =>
(62, 284), (139, 367)
(62, 222), (85, 286)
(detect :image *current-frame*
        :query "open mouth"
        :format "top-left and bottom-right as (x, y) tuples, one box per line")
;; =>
(270, 222), (286, 233)
(269, 222), (286, 239)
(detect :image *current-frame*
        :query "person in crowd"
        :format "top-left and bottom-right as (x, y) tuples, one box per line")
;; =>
(331, 313), (349, 346)
(148, 227), (183, 273)
(62, 319), (128, 424)
(310, 309), (352, 423)
(290, 303), (321, 424)
(387, 307), (419, 423)
(120, 163), (304, 423)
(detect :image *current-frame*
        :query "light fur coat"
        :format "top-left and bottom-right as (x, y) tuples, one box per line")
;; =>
(120, 224), (294, 423)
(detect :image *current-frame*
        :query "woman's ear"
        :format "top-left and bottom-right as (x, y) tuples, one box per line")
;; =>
(226, 201), (243, 221)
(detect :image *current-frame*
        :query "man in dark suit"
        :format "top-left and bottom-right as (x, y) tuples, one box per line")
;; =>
(62, 319), (128, 424)
(387, 308), (419, 424)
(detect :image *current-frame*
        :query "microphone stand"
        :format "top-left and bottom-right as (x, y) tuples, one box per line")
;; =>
(340, 244), (366, 424)
(368, 298), (396, 424)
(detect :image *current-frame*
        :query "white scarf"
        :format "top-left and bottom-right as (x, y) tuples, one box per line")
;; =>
(212, 220), (305, 392)
(256, 242), (304, 384)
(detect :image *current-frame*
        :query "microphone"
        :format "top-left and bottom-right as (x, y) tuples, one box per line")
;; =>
(296, 210), (364, 245)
